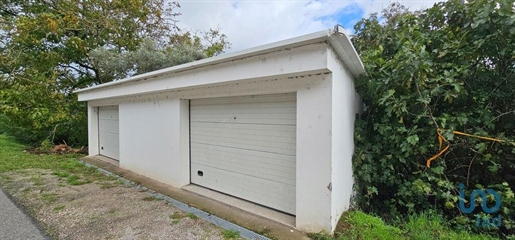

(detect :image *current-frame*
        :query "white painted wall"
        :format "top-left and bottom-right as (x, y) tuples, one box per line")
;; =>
(87, 103), (99, 156)
(328, 48), (360, 231)
(295, 75), (333, 232)
(178, 99), (190, 187)
(118, 97), (189, 187)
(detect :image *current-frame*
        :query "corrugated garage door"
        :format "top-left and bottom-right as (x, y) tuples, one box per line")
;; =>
(98, 106), (119, 160)
(190, 93), (296, 215)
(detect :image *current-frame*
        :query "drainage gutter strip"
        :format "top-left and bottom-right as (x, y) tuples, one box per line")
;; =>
(79, 160), (270, 240)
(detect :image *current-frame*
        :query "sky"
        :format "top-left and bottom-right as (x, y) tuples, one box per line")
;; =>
(175, 0), (441, 52)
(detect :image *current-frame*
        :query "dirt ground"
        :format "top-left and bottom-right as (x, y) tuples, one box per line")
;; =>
(0, 169), (230, 240)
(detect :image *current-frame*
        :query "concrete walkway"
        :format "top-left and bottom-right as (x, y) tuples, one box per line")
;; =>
(0, 189), (47, 240)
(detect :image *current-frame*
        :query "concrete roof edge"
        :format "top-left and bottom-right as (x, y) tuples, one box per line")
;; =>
(75, 26), (365, 94)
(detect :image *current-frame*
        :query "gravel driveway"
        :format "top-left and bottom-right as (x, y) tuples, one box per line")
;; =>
(0, 169), (232, 240)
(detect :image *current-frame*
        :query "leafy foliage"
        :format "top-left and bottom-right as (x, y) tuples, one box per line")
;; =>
(351, 0), (515, 236)
(0, 0), (230, 146)
(89, 38), (207, 82)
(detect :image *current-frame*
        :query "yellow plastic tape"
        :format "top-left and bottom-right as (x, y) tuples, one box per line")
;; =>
(426, 128), (510, 167)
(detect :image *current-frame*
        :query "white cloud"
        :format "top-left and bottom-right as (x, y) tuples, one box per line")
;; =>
(175, 0), (440, 52)
(358, 0), (439, 16)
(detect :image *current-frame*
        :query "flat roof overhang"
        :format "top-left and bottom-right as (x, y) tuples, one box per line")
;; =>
(76, 25), (365, 101)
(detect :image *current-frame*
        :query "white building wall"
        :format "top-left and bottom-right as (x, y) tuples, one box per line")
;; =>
(295, 74), (333, 232)
(178, 99), (190, 187)
(87, 103), (99, 156)
(118, 97), (189, 187)
(328, 48), (360, 230)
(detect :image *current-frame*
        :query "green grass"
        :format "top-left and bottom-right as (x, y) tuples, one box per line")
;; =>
(325, 211), (403, 240)
(308, 211), (497, 240)
(53, 205), (65, 212)
(30, 176), (44, 186)
(222, 229), (240, 239)
(0, 134), (111, 186)
(66, 174), (90, 185)
(98, 182), (117, 189)
(41, 193), (58, 203)
(52, 172), (71, 178)
(142, 195), (159, 201)
(0, 135), (87, 173)
(170, 212), (183, 220)
(186, 212), (199, 220)
(170, 212), (183, 224)
(403, 212), (496, 240)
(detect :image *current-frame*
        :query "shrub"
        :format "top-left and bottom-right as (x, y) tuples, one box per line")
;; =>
(351, 0), (515, 237)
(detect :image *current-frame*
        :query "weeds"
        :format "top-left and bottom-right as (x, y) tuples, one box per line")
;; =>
(98, 182), (117, 189)
(222, 229), (240, 239)
(52, 172), (70, 178)
(142, 196), (159, 201)
(170, 212), (183, 220)
(310, 211), (497, 240)
(41, 193), (57, 203)
(30, 176), (44, 186)
(66, 174), (90, 185)
(186, 213), (198, 220)
(0, 135), (103, 186)
(53, 205), (65, 212)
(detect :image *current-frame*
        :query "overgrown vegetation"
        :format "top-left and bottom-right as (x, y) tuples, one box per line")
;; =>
(0, 0), (230, 147)
(186, 212), (199, 220)
(222, 229), (241, 240)
(351, 0), (514, 237)
(310, 211), (495, 240)
(0, 134), (103, 184)
(142, 195), (160, 201)
(169, 212), (185, 224)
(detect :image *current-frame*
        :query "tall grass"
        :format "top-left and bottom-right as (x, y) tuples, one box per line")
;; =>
(309, 211), (497, 240)
(0, 134), (104, 185)
(403, 212), (495, 240)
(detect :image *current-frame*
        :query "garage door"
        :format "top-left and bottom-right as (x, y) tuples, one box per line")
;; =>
(190, 93), (296, 215)
(98, 106), (119, 160)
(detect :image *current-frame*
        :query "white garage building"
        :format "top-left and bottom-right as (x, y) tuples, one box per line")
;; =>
(76, 26), (365, 233)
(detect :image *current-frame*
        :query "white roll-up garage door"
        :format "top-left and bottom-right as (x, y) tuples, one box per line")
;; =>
(98, 106), (119, 160)
(190, 93), (296, 215)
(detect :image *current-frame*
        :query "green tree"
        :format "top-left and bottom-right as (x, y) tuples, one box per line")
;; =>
(0, 0), (229, 146)
(352, 0), (514, 236)
(89, 30), (230, 83)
